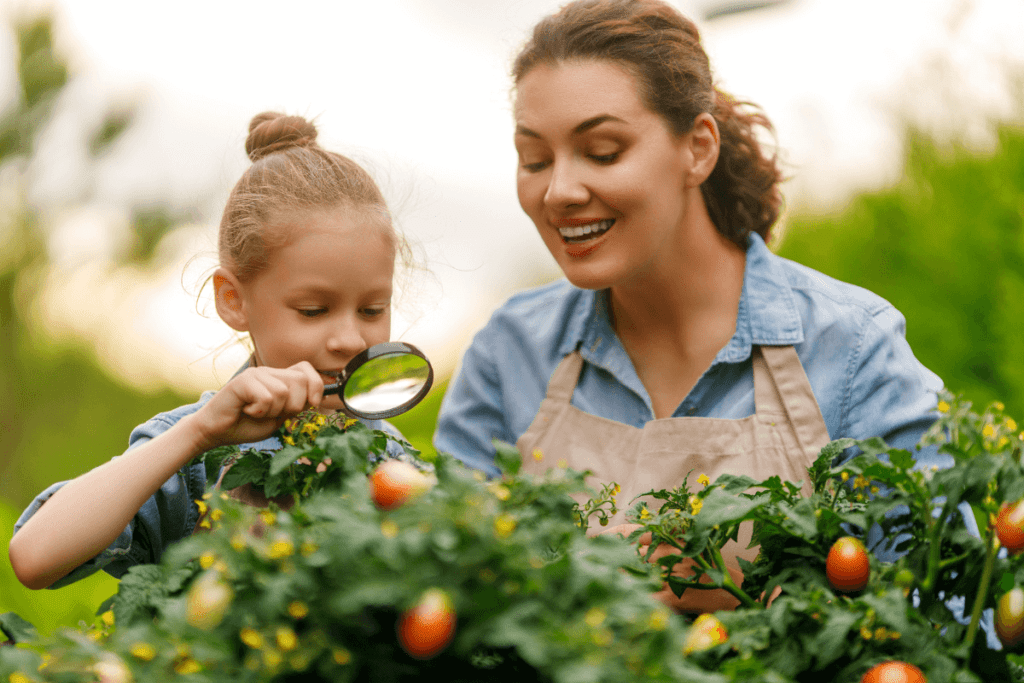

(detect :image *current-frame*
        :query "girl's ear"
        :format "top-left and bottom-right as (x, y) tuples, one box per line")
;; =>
(213, 268), (249, 332)
(683, 112), (720, 188)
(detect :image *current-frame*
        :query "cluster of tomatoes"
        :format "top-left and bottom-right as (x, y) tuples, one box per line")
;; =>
(996, 500), (1024, 650)
(368, 460), (456, 660)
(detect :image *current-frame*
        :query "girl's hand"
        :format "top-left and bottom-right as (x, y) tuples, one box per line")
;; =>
(188, 362), (325, 451)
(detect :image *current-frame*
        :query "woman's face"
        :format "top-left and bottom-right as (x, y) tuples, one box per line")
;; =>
(514, 59), (703, 291)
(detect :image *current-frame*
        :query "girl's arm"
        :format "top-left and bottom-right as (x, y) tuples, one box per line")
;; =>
(8, 363), (323, 590)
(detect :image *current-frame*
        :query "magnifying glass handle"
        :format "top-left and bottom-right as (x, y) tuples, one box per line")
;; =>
(323, 382), (342, 396)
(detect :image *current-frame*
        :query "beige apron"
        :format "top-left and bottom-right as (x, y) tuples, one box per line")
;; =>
(516, 345), (830, 567)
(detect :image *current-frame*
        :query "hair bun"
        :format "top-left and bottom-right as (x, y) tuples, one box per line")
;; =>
(245, 112), (318, 162)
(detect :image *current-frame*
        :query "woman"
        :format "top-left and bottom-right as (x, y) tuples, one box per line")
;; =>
(434, 0), (945, 612)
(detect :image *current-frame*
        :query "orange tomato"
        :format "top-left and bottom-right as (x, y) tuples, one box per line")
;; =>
(369, 460), (432, 511)
(861, 661), (926, 683)
(996, 586), (1024, 650)
(826, 536), (870, 593)
(397, 588), (456, 659)
(996, 501), (1024, 554)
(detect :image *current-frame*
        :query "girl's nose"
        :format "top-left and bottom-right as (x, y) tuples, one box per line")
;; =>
(327, 316), (367, 357)
(544, 158), (589, 209)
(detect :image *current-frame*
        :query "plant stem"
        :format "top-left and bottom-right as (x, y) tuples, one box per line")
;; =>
(964, 530), (998, 653)
(703, 544), (761, 610)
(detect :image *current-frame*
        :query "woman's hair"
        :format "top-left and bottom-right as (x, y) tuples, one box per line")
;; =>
(513, 0), (782, 245)
(219, 112), (398, 281)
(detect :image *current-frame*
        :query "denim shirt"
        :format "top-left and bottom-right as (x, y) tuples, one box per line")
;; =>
(14, 391), (408, 589)
(436, 233), (946, 476)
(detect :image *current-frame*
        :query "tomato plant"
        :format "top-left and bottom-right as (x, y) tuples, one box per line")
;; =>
(861, 661), (927, 683)
(683, 613), (727, 655)
(826, 536), (870, 593)
(397, 588), (456, 659)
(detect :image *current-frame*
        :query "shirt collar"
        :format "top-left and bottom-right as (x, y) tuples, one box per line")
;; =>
(560, 232), (803, 365)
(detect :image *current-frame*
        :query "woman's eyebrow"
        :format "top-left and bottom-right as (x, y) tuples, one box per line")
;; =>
(515, 114), (626, 138)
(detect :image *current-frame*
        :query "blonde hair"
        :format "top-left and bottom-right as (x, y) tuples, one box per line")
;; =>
(219, 112), (399, 281)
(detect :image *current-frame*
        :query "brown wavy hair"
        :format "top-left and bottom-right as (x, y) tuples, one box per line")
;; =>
(512, 0), (782, 245)
(220, 112), (397, 282)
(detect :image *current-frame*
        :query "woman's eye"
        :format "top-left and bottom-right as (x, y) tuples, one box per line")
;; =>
(298, 308), (327, 318)
(590, 152), (619, 165)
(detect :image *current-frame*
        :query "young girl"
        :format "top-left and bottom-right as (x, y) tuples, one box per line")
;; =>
(9, 112), (411, 590)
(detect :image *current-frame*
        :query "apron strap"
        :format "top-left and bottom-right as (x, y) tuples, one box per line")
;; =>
(543, 351), (585, 403)
(757, 345), (831, 456)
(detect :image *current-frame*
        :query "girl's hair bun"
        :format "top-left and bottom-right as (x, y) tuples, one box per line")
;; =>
(245, 112), (318, 162)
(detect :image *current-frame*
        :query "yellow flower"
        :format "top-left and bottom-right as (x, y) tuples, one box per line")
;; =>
(853, 475), (869, 489)
(689, 496), (703, 516)
(199, 551), (216, 570)
(211, 509), (223, 522)
(9, 674), (32, 683)
(557, 458), (568, 468)
(983, 424), (996, 438)
(174, 658), (201, 675)
(333, 648), (352, 665)
(870, 486), (880, 495)
(841, 471), (849, 482)
(874, 627), (888, 640)
(287, 601), (309, 619)
(860, 626), (872, 640)
(584, 607), (606, 627)
(276, 626), (297, 651)
(381, 520), (399, 538)
(240, 628), (263, 649)
(1008, 418), (1018, 432)
(301, 423), (318, 437)
(100, 610), (115, 627)
(300, 541), (319, 556)
(198, 518), (211, 530)
(532, 449), (543, 462)
(283, 435), (296, 446)
(937, 400), (950, 413)
(284, 418), (299, 432)
(638, 506), (652, 521)
(194, 499), (208, 515)
(262, 650), (282, 668)
(314, 413), (327, 427)
(260, 510), (277, 526)
(647, 607), (669, 631)
(611, 483), (621, 496)
(995, 402), (1006, 412)
(490, 484), (511, 501)
(231, 534), (247, 551)
(268, 539), (295, 559)
(494, 514), (517, 538)
(130, 643), (157, 661)
(697, 474), (711, 488)
(1000, 436), (1010, 449)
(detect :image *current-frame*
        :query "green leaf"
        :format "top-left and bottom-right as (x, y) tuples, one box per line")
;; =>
(269, 444), (306, 476)
(494, 439), (523, 476)
(0, 613), (37, 644)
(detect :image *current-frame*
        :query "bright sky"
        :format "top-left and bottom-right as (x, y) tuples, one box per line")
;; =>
(2, 0), (1022, 393)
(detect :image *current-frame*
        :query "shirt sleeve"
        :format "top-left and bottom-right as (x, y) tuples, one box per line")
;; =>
(434, 330), (510, 478)
(12, 409), (208, 589)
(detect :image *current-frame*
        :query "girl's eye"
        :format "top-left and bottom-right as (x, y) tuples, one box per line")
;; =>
(298, 308), (327, 318)
(590, 152), (619, 165)
(361, 306), (388, 318)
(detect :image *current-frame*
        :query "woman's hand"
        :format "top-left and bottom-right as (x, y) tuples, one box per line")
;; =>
(188, 362), (325, 452)
(599, 523), (778, 613)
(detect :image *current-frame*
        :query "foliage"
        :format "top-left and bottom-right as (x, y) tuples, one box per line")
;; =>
(776, 125), (1024, 418)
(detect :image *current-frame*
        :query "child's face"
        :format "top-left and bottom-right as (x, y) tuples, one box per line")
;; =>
(239, 206), (394, 411)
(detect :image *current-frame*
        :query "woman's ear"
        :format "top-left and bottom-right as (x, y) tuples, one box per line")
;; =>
(213, 268), (248, 332)
(684, 113), (720, 187)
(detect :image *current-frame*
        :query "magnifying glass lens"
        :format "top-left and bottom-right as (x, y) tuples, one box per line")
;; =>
(343, 353), (431, 415)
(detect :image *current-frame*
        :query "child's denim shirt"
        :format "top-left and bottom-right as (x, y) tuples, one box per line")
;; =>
(13, 391), (408, 589)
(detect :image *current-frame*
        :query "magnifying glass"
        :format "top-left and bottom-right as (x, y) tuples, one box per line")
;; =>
(322, 342), (434, 420)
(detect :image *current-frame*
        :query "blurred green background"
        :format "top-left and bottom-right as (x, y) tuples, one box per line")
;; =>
(1, 14), (1022, 636)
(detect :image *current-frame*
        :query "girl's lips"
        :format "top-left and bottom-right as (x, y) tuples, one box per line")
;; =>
(554, 218), (615, 242)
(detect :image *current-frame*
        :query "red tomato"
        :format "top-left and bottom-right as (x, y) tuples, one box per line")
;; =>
(369, 460), (432, 511)
(996, 501), (1024, 554)
(996, 586), (1024, 649)
(683, 613), (728, 655)
(861, 661), (926, 683)
(397, 588), (456, 659)
(826, 536), (870, 593)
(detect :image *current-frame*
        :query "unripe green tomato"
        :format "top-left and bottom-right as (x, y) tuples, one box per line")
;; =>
(186, 571), (233, 631)
(893, 568), (915, 589)
(826, 536), (870, 593)
(996, 587), (1024, 650)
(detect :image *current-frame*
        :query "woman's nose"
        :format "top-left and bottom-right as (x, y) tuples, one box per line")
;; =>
(544, 158), (589, 208)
